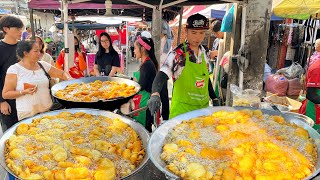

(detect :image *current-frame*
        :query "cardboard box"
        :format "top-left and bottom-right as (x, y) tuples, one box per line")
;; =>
(265, 93), (302, 113)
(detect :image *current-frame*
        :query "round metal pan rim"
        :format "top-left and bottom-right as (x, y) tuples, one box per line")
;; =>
(147, 106), (320, 180)
(51, 76), (141, 103)
(0, 108), (150, 179)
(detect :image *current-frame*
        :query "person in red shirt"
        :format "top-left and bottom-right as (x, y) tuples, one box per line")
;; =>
(56, 36), (87, 78)
(299, 58), (320, 132)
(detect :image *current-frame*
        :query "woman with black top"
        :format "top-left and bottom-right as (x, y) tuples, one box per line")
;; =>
(132, 36), (170, 132)
(94, 32), (120, 76)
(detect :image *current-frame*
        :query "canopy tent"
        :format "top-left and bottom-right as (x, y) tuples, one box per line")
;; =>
(0, 8), (11, 14)
(169, 5), (207, 27)
(55, 22), (120, 30)
(170, 4), (283, 26)
(29, 0), (241, 8)
(272, 0), (320, 20)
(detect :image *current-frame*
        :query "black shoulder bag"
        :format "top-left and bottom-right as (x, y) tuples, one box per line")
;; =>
(38, 62), (64, 111)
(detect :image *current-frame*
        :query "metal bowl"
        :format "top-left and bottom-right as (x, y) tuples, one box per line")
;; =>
(0, 109), (150, 179)
(282, 111), (315, 127)
(250, 102), (290, 112)
(51, 76), (141, 111)
(148, 106), (320, 180)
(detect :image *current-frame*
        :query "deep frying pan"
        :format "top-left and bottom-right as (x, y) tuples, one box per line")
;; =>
(51, 76), (141, 111)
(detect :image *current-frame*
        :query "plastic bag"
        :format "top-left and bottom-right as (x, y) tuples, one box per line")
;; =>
(264, 75), (288, 96)
(276, 62), (304, 79)
(287, 78), (302, 96)
(230, 84), (261, 106)
(221, 4), (234, 32)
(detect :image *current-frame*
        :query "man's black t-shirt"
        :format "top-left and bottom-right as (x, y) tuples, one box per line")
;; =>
(0, 41), (19, 131)
(95, 52), (120, 76)
(0, 41), (18, 102)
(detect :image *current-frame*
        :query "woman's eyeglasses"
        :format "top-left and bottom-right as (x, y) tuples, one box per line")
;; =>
(101, 40), (109, 44)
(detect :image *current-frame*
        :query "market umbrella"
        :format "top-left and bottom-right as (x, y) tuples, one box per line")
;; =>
(272, 0), (320, 20)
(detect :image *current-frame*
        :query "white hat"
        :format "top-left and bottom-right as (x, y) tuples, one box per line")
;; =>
(141, 31), (152, 39)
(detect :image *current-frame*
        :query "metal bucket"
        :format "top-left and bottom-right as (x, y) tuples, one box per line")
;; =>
(250, 102), (290, 112)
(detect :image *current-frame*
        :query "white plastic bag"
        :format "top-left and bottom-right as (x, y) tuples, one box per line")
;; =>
(231, 84), (261, 106)
(276, 62), (304, 79)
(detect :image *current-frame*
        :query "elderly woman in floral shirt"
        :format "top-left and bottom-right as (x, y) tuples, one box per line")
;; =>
(307, 39), (320, 68)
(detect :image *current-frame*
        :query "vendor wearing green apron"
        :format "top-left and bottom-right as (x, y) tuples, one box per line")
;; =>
(131, 36), (159, 132)
(148, 13), (218, 119)
(299, 45), (320, 132)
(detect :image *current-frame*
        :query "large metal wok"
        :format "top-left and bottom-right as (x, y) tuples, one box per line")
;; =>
(148, 106), (320, 180)
(0, 108), (149, 180)
(51, 76), (141, 111)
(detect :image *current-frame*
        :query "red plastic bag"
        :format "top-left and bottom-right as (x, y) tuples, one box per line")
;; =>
(264, 75), (288, 96)
(287, 78), (302, 96)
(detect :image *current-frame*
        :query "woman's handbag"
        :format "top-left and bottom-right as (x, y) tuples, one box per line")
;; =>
(38, 62), (64, 111)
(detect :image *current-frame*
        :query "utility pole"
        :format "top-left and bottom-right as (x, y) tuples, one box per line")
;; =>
(225, 0), (273, 105)
(15, 0), (19, 14)
(242, 0), (272, 90)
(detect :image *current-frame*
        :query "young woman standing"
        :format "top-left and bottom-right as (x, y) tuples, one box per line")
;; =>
(94, 32), (120, 76)
(56, 36), (87, 78)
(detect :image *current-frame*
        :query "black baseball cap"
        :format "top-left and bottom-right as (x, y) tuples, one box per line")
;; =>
(186, 13), (209, 30)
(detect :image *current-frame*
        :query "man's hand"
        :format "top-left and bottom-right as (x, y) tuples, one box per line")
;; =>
(0, 101), (11, 115)
(212, 98), (221, 106)
(210, 50), (218, 59)
(148, 94), (161, 115)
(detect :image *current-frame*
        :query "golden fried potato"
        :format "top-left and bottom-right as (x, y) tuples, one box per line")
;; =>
(5, 112), (146, 180)
(65, 167), (89, 179)
(161, 110), (317, 180)
(16, 124), (29, 135)
(186, 163), (206, 179)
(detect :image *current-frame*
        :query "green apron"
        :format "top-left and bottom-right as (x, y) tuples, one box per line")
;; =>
(132, 71), (150, 127)
(305, 89), (320, 131)
(169, 43), (209, 119)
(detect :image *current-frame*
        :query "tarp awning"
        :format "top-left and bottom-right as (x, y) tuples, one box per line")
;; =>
(169, 5), (207, 27)
(55, 22), (118, 30)
(273, 0), (320, 20)
(0, 8), (11, 14)
(170, 4), (283, 26)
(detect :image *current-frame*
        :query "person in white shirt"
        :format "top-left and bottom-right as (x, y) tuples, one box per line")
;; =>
(2, 40), (71, 120)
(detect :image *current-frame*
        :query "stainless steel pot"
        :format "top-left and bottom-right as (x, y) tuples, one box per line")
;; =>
(250, 102), (290, 112)
(148, 106), (320, 180)
(0, 109), (149, 179)
(51, 76), (141, 111)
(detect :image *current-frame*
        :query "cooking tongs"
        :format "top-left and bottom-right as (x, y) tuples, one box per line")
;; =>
(121, 106), (159, 130)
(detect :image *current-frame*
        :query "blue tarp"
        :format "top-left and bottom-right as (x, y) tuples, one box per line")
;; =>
(211, 10), (283, 21)
(56, 23), (119, 30)
(0, 8), (11, 14)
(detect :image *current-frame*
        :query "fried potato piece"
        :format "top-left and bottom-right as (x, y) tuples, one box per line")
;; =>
(186, 163), (206, 179)
(65, 167), (89, 179)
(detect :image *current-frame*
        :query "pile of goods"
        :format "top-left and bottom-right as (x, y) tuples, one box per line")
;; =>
(55, 80), (136, 102)
(5, 111), (145, 179)
(161, 109), (317, 180)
